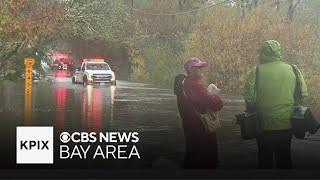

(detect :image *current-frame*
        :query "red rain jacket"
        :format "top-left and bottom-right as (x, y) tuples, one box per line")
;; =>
(176, 76), (223, 168)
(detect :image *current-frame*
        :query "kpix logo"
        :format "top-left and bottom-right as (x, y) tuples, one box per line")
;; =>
(16, 126), (54, 164)
(20, 140), (49, 150)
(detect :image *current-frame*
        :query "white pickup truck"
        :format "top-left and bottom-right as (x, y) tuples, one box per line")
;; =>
(72, 59), (116, 85)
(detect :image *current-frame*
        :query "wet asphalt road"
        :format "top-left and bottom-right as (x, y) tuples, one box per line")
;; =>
(0, 71), (320, 171)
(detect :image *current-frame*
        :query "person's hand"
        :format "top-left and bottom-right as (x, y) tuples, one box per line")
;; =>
(207, 84), (220, 94)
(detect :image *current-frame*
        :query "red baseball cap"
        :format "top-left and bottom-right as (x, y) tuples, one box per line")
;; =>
(184, 57), (208, 73)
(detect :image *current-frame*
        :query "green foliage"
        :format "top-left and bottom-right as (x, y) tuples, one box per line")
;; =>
(140, 43), (184, 87)
(128, 26), (188, 87)
(128, 1), (320, 104)
(0, 0), (66, 79)
(63, 0), (129, 41)
(1, 0), (320, 104)
(185, 6), (320, 94)
(130, 50), (150, 82)
(0, 0), (130, 80)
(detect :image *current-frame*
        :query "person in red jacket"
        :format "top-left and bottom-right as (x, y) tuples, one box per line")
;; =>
(174, 57), (223, 169)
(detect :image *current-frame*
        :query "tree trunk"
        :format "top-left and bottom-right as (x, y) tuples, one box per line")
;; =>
(287, 0), (294, 21)
(253, 0), (259, 9)
(287, 0), (301, 22)
(178, 0), (183, 11)
(241, 0), (246, 18)
(272, 0), (281, 12)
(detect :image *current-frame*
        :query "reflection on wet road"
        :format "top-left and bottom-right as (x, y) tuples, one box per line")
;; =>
(0, 73), (179, 132)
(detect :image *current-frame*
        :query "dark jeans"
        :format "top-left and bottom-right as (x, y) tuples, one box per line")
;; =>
(256, 129), (293, 169)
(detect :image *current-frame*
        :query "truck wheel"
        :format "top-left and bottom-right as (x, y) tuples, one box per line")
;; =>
(72, 77), (76, 84)
(83, 76), (88, 86)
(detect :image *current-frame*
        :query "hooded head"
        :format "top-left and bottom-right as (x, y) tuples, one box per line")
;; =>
(259, 40), (283, 64)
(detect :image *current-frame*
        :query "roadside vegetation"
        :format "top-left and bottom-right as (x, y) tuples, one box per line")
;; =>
(0, 0), (319, 103)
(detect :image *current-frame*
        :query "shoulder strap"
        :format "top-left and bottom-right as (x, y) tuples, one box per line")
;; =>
(254, 65), (259, 106)
(290, 64), (303, 103)
(181, 78), (188, 99)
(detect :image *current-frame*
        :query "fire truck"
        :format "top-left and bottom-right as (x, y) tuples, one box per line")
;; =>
(72, 59), (116, 85)
(51, 53), (74, 71)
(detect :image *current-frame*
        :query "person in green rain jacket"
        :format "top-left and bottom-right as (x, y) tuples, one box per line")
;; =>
(243, 40), (308, 169)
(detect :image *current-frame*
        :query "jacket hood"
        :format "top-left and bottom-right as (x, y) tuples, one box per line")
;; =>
(259, 40), (283, 64)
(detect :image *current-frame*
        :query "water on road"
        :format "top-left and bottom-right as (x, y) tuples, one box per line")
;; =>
(0, 71), (320, 170)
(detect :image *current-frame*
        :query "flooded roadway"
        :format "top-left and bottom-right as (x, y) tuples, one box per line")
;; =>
(0, 71), (186, 169)
(0, 71), (320, 170)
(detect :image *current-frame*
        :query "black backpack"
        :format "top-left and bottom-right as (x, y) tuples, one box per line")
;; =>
(174, 74), (187, 96)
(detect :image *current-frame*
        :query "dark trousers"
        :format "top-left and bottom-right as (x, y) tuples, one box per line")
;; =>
(256, 129), (293, 169)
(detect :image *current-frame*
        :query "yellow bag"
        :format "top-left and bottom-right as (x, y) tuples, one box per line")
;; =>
(197, 109), (221, 133)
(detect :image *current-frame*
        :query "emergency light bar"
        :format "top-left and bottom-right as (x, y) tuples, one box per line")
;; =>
(83, 59), (104, 62)
(52, 53), (68, 59)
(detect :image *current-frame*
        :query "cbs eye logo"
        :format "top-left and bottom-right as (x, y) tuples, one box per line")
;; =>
(60, 132), (71, 143)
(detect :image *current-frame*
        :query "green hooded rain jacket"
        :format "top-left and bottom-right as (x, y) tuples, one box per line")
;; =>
(243, 40), (308, 130)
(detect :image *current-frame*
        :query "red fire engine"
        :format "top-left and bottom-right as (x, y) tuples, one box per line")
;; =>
(51, 53), (74, 71)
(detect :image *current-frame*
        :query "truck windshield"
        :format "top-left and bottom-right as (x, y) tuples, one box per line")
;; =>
(86, 63), (110, 70)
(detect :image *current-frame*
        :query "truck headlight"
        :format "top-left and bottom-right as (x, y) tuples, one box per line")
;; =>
(88, 74), (93, 80)
(111, 72), (115, 81)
